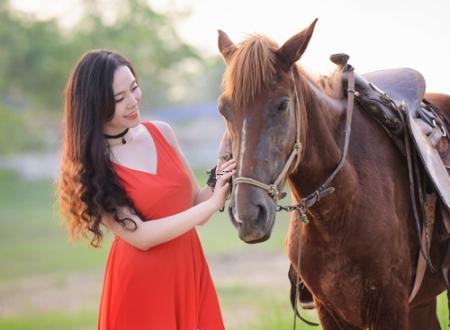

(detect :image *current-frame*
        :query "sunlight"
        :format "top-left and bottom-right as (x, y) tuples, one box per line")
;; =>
(10, 0), (450, 92)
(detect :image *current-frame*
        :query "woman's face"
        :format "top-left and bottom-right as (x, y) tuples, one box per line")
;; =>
(104, 65), (142, 134)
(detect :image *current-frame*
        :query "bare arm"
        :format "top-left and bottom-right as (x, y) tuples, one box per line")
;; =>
(102, 168), (234, 251)
(153, 121), (232, 205)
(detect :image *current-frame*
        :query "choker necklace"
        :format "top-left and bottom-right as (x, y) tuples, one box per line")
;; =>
(104, 128), (129, 144)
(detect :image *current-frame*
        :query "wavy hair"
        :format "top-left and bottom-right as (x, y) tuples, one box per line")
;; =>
(58, 50), (138, 247)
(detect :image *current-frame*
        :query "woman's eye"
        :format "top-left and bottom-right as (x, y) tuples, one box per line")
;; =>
(115, 97), (124, 103)
(132, 84), (139, 91)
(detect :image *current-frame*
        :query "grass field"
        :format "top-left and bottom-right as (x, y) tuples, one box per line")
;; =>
(0, 169), (448, 329)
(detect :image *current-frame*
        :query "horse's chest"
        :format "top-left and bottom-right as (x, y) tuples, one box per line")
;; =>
(301, 245), (381, 326)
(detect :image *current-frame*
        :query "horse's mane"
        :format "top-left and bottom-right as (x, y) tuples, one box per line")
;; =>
(223, 35), (344, 107)
(315, 69), (344, 99)
(223, 35), (279, 107)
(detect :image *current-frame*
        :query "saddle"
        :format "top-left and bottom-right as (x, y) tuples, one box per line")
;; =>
(336, 59), (450, 213)
(355, 68), (450, 210)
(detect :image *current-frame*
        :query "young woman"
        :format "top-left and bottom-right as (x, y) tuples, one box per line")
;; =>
(58, 50), (235, 330)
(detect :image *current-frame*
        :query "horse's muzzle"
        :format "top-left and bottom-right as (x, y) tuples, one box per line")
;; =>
(228, 195), (276, 243)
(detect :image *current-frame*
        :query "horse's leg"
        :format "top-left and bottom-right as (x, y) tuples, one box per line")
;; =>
(409, 298), (441, 330)
(366, 288), (410, 330)
(316, 303), (363, 330)
(370, 308), (409, 330)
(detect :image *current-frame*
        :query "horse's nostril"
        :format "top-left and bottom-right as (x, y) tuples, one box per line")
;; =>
(255, 204), (268, 225)
(229, 206), (243, 225)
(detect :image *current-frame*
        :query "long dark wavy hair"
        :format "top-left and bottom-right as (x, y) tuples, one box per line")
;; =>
(58, 50), (138, 247)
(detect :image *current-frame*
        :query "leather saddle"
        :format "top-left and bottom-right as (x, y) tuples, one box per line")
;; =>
(361, 69), (450, 212)
(332, 54), (450, 212)
(363, 68), (425, 119)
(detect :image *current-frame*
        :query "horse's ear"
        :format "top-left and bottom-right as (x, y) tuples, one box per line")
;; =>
(218, 29), (237, 64)
(276, 19), (318, 70)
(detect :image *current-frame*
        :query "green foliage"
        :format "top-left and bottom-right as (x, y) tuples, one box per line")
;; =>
(0, 6), (75, 110)
(0, 105), (45, 154)
(0, 0), (227, 154)
(72, 0), (202, 107)
(0, 0), (203, 114)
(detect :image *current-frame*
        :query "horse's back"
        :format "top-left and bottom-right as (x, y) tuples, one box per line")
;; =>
(425, 93), (450, 122)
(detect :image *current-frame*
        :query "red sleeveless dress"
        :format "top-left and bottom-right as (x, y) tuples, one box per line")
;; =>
(98, 122), (224, 330)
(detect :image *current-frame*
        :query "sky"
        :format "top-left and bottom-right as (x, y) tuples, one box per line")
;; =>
(12, 0), (450, 93)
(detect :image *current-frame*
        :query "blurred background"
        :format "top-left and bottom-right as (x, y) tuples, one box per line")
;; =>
(0, 0), (449, 329)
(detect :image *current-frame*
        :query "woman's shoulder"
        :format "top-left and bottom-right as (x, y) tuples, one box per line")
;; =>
(145, 121), (177, 148)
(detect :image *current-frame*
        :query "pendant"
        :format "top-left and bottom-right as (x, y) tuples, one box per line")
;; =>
(300, 212), (309, 224)
(122, 138), (127, 144)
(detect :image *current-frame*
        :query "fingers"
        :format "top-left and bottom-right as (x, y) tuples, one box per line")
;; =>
(219, 169), (235, 181)
(215, 170), (235, 189)
(218, 159), (236, 171)
(215, 160), (236, 183)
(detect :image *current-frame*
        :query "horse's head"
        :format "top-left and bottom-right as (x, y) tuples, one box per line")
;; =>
(217, 20), (317, 243)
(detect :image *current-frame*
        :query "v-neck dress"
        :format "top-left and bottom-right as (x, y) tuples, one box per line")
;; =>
(98, 121), (224, 330)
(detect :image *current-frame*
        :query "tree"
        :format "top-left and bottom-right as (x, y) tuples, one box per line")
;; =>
(0, 0), (206, 153)
(0, 0), (202, 113)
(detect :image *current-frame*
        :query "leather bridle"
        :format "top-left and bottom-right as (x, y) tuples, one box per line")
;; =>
(231, 66), (356, 215)
(232, 70), (303, 201)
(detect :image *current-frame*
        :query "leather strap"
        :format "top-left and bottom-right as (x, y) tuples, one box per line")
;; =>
(409, 193), (437, 303)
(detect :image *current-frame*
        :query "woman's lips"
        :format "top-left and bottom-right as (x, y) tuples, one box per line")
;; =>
(125, 110), (138, 120)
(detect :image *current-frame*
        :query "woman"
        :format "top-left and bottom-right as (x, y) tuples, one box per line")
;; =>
(58, 49), (234, 330)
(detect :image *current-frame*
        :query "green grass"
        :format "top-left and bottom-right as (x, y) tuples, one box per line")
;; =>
(439, 293), (449, 327)
(197, 209), (290, 256)
(218, 283), (320, 330)
(1, 169), (449, 329)
(0, 311), (96, 330)
(0, 170), (111, 281)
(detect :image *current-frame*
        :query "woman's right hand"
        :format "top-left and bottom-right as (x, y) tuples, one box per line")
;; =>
(208, 160), (236, 211)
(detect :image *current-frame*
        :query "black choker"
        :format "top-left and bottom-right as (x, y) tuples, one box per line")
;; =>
(104, 128), (129, 144)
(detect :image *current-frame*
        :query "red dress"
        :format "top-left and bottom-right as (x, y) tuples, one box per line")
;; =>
(98, 122), (224, 330)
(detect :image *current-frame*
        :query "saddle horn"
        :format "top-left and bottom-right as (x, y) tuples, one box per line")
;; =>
(330, 53), (349, 68)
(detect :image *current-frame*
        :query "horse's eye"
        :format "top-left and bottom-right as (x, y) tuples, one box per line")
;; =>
(217, 96), (232, 120)
(277, 99), (289, 112)
(218, 103), (232, 120)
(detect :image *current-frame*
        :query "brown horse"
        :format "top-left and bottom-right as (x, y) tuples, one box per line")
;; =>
(217, 19), (450, 329)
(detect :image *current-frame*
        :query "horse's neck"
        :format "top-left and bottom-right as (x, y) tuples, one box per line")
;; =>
(291, 77), (357, 226)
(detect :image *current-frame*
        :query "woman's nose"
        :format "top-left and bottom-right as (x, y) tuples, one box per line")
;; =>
(128, 94), (138, 108)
